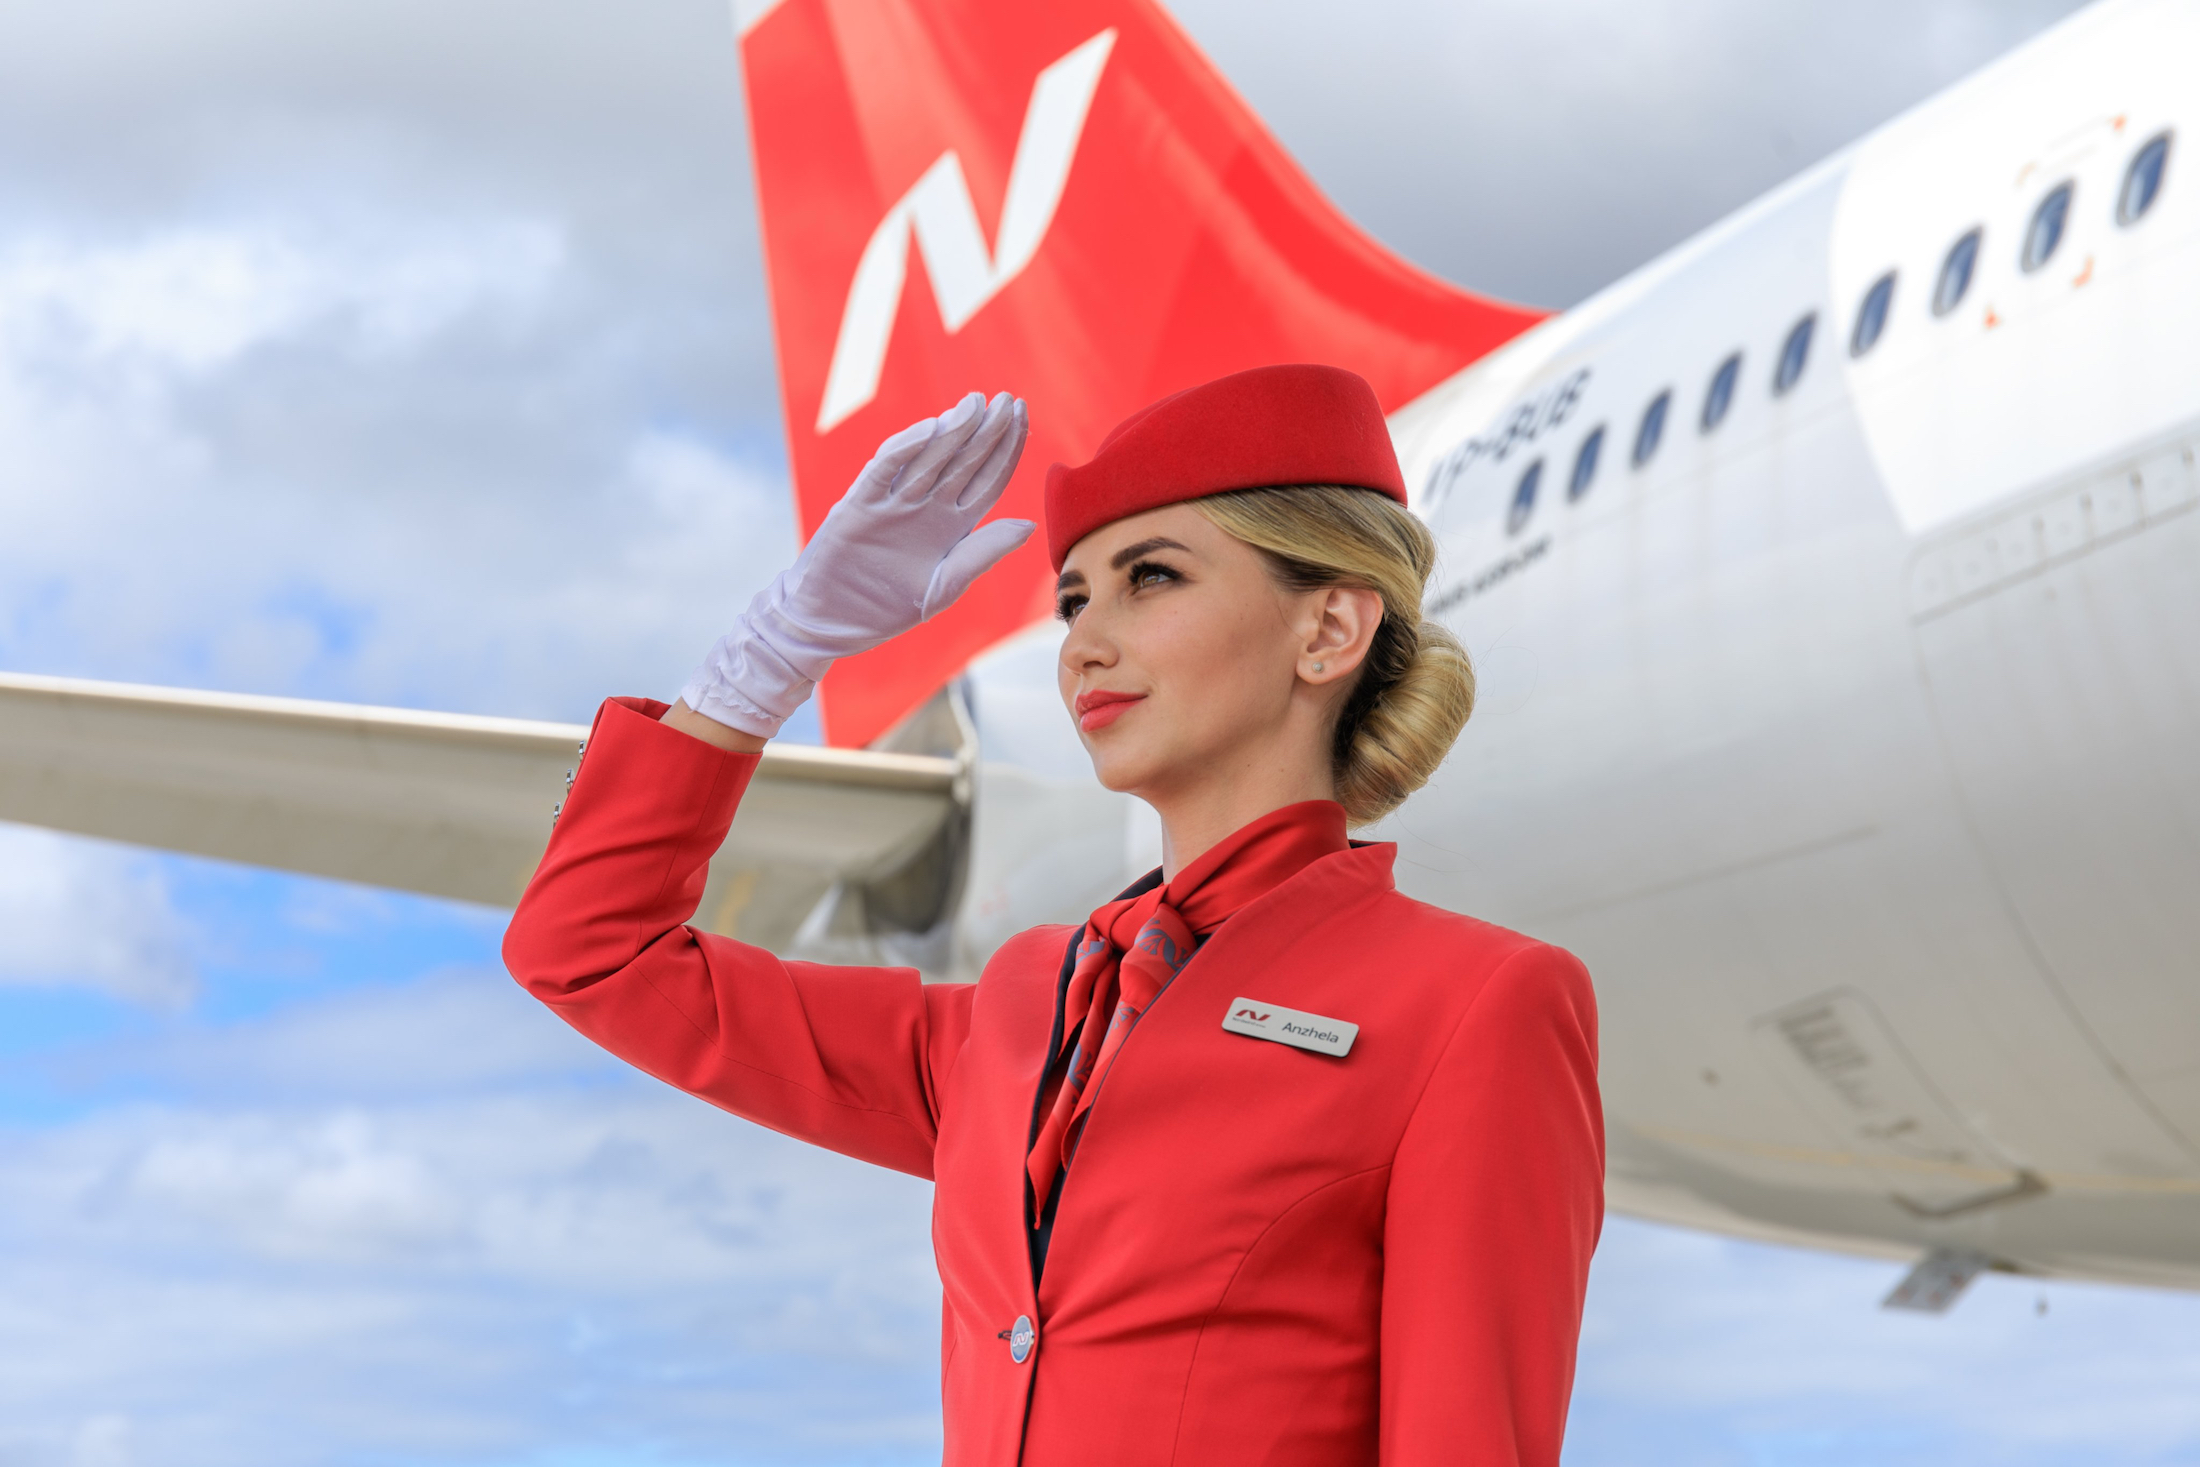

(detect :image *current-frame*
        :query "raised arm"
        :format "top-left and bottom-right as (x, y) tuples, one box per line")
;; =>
(505, 696), (969, 1175)
(504, 391), (1032, 1178)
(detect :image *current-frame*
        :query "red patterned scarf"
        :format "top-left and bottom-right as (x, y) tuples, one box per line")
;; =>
(1027, 800), (1348, 1220)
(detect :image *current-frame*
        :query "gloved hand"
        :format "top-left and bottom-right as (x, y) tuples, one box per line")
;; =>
(680, 391), (1032, 738)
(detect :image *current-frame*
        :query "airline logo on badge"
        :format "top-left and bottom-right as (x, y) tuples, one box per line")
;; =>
(1222, 999), (1357, 1057)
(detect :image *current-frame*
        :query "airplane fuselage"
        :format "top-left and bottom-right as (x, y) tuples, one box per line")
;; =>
(1379, 0), (2200, 1287)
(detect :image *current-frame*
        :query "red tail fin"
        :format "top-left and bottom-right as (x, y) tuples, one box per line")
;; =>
(738, 0), (1543, 746)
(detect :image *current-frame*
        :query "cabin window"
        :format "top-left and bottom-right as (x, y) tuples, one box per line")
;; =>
(1773, 314), (1815, 395)
(1701, 353), (1741, 432)
(1569, 426), (1605, 502)
(2119, 132), (2172, 225)
(2021, 182), (2074, 272)
(1851, 272), (1895, 357)
(1933, 227), (1982, 316)
(1634, 391), (1671, 467)
(1507, 459), (1543, 535)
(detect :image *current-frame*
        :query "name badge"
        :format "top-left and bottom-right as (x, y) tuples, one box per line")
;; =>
(1221, 998), (1358, 1057)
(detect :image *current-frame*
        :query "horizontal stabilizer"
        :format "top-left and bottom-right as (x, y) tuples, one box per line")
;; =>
(0, 673), (957, 947)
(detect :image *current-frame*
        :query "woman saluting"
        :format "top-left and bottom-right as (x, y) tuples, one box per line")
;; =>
(505, 365), (1604, 1467)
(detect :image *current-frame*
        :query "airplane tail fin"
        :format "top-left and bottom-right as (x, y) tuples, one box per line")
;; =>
(736, 0), (1544, 746)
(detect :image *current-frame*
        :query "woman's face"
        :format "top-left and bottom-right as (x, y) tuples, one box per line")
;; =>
(1054, 504), (1368, 804)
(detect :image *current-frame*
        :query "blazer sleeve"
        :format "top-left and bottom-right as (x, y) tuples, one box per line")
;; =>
(1378, 940), (1605, 1467)
(501, 696), (974, 1180)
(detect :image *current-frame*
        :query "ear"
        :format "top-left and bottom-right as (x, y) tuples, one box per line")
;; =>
(1296, 587), (1384, 688)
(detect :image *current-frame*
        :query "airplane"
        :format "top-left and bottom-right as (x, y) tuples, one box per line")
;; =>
(2, 0), (2195, 1306)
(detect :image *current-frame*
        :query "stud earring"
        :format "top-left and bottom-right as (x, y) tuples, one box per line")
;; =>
(1311, 661), (1325, 674)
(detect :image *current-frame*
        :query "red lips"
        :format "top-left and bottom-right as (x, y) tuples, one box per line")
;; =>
(1075, 689), (1145, 732)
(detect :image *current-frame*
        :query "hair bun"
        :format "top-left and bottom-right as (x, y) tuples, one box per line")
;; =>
(1335, 619), (1475, 824)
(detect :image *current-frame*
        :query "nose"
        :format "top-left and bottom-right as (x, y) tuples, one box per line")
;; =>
(1059, 602), (1117, 681)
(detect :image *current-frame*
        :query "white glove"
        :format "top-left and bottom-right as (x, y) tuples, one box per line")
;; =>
(681, 391), (1033, 738)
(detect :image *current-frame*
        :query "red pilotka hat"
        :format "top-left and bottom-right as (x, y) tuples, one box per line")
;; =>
(1043, 364), (1408, 571)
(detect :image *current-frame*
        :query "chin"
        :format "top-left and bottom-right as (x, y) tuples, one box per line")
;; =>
(1079, 733), (1165, 796)
(1080, 745), (1140, 794)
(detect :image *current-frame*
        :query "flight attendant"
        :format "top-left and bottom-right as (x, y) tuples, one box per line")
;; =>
(505, 365), (1604, 1466)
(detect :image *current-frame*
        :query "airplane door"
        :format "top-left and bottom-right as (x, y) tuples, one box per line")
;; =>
(1908, 443), (2200, 1165)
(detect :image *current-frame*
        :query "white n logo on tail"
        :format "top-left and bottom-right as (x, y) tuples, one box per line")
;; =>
(814, 30), (1118, 433)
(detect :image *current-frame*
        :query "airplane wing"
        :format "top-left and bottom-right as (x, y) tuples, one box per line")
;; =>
(0, 672), (961, 950)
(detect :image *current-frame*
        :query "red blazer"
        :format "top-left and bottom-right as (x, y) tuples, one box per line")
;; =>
(505, 698), (1604, 1467)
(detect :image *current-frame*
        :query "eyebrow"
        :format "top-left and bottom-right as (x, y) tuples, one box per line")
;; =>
(1055, 537), (1195, 591)
(1109, 537), (1190, 570)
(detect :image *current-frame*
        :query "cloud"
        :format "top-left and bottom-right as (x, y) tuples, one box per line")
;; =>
(0, 202), (796, 728)
(0, 825), (194, 1005)
(0, 0), (794, 730)
(0, 971), (942, 1467)
(69, 1417), (132, 1467)
(0, 221), (563, 374)
(75, 965), (613, 1100)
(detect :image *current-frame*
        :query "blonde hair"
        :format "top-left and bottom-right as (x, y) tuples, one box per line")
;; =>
(1191, 485), (1474, 826)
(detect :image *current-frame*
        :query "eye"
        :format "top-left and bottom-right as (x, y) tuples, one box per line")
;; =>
(1055, 591), (1088, 623)
(1126, 559), (1181, 591)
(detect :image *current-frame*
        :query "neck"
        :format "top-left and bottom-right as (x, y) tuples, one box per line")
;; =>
(1148, 747), (1337, 880)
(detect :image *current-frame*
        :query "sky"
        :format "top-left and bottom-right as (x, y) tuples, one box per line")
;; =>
(4, 0), (2200, 1464)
